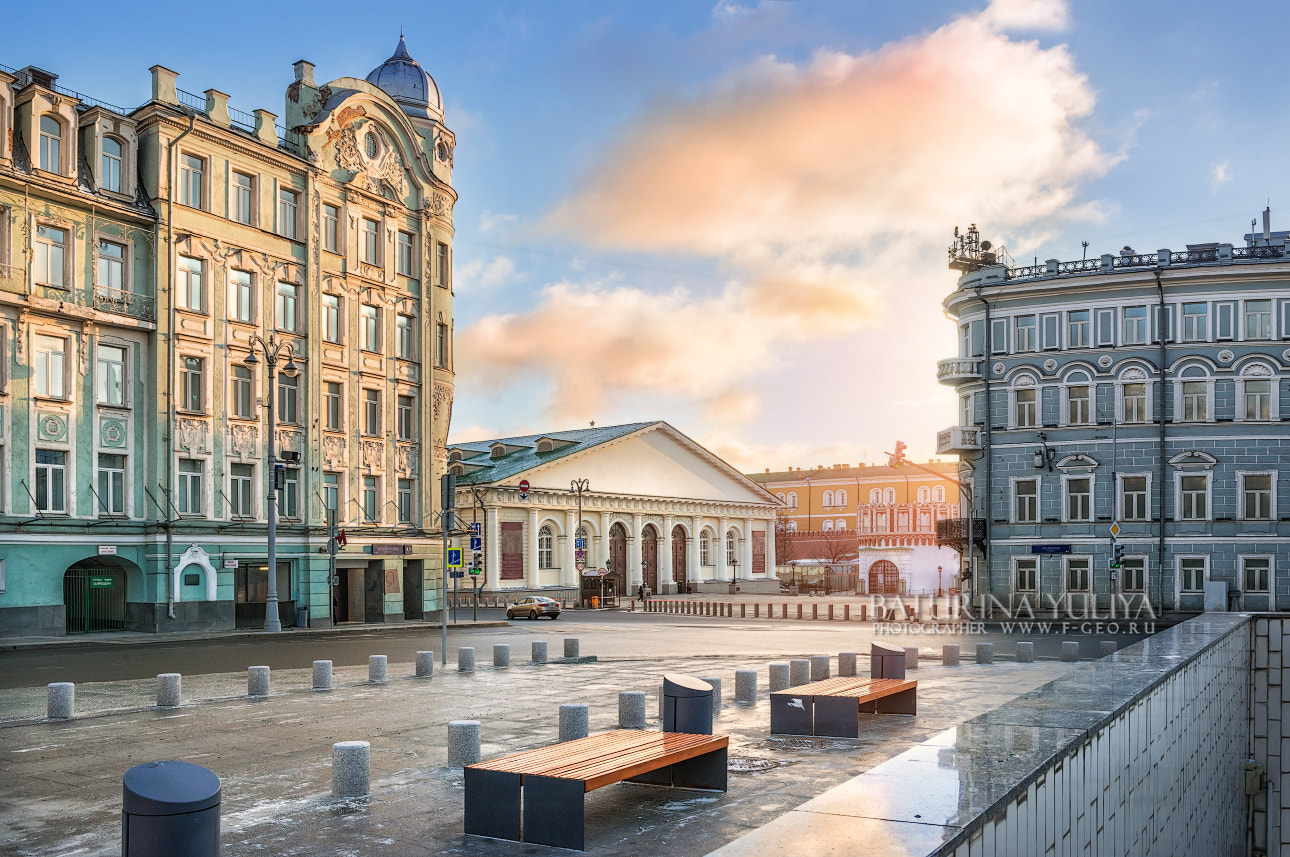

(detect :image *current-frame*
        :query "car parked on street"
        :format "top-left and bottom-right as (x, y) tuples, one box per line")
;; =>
(506, 596), (562, 620)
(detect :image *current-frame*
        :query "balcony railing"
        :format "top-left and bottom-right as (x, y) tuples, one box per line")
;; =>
(936, 426), (983, 455)
(93, 286), (156, 322)
(935, 517), (986, 552)
(936, 358), (982, 384)
(1004, 243), (1286, 282)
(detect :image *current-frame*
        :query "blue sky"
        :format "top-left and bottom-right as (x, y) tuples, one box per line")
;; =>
(7, 0), (1290, 471)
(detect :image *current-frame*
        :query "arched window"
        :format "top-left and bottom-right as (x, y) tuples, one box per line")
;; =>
(822, 520), (834, 532)
(870, 488), (881, 503)
(786, 491), (797, 509)
(1064, 369), (1092, 425)
(822, 490), (834, 507)
(883, 487), (896, 504)
(836, 489), (847, 507)
(1178, 365), (1211, 422)
(101, 137), (122, 192)
(700, 531), (711, 565)
(1012, 373), (1039, 428)
(917, 486), (930, 503)
(786, 521), (797, 532)
(39, 115), (62, 173)
(835, 519), (848, 531)
(1239, 363), (1276, 422)
(933, 486), (945, 502)
(1119, 366), (1150, 424)
(726, 529), (737, 566)
(538, 524), (554, 568)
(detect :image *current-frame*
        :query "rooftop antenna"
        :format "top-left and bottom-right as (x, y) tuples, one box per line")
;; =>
(1081, 241), (1088, 260)
(1264, 205), (1272, 241)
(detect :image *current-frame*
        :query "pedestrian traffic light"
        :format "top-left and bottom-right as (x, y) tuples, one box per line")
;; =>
(1111, 542), (1124, 568)
(472, 551), (482, 570)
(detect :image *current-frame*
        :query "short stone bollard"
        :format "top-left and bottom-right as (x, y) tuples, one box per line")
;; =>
(1016, 642), (1035, 663)
(619, 692), (647, 729)
(332, 741), (370, 798)
(559, 703), (589, 742)
(942, 644), (960, 666)
(47, 682), (74, 720)
(1061, 641), (1081, 662)
(810, 655), (830, 681)
(735, 670), (757, 703)
(976, 643), (994, 665)
(904, 647), (919, 670)
(789, 659), (810, 687)
(458, 647), (476, 672)
(1099, 640), (1117, 657)
(313, 660), (333, 690)
(701, 677), (722, 714)
(564, 638), (580, 659)
(769, 662), (791, 692)
(494, 644), (510, 667)
(532, 641), (548, 664)
(368, 655), (388, 684)
(838, 652), (858, 677)
(157, 674), (182, 708)
(416, 651), (435, 678)
(448, 720), (481, 767)
(248, 666), (270, 697)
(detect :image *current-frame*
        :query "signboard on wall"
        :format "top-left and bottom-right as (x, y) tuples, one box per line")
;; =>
(97, 546), (117, 556)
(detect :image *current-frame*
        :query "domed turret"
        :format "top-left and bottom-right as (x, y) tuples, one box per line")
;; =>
(366, 34), (442, 119)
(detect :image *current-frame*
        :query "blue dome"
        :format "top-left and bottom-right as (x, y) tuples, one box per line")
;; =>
(366, 35), (442, 118)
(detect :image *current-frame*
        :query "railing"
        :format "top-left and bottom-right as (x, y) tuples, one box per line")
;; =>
(176, 88), (207, 112)
(1005, 242), (1289, 282)
(1233, 245), (1285, 259)
(4, 63), (130, 114)
(92, 286), (156, 322)
(934, 517), (985, 549)
(936, 426), (982, 454)
(935, 358), (982, 382)
(228, 105), (256, 133)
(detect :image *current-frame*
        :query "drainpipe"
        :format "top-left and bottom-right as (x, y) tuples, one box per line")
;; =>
(973, 283), (993, 602)
(164, 110), (196, 621)
(1153, 269), (1168, 615)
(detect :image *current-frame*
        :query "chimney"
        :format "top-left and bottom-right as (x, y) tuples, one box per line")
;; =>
(150, 65), (179, 106)
(293, 60), (316, 88)
(253, 109), (278, 146)
(1264, 206), (1272, 241)
(204, 89), (231, 127)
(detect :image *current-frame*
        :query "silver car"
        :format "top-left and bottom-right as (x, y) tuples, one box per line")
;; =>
(506, 596), (562, 620)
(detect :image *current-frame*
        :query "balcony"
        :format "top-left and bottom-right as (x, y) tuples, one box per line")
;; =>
(936, 425), (983, 455)
(93, 286), (156, 322)
(935, 517), (986, 553)
(936, 358), (982, 385)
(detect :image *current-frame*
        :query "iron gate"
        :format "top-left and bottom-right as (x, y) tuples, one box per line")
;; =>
(64, 566), (126, 633)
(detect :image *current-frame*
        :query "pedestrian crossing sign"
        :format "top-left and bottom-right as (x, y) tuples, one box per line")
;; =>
(447, 548), (463, 568)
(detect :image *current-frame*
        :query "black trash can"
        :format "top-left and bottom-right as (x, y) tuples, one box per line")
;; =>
(870, 642), (906, 680)
(122, 760), (221, 857)
(662, 674), (713, 735)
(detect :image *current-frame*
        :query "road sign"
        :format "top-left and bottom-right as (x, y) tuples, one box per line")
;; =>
(1030, 544), (1072, 555)
(575, 538), (586, 549)
(470, 522), (482, 535)
(1109, 522), (1121, 538)
(519, 479), (530, 493)
(450, 570), (465, 579)
(576, 560), (586, 571)
(89, 576), (114, 588)
(97, 545), (117, 555)
(576, 549), (586, 559)
(470, 536), (482, 550)
(447, 548), (463, 568)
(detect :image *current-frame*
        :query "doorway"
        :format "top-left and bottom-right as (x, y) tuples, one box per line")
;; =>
(671, 525), (688, 588)
(868, 560), (901, 595)
(63, 559), (130, 633)
(641, 524), (658, 593)
(403, 560), (424, 619)
(609, 522), (627, 596)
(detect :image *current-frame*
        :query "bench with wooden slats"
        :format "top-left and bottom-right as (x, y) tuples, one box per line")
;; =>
(771, 676), (917, 738)
(465, 729), (728, 850)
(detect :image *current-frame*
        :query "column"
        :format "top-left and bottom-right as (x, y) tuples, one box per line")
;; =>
(690, 516), (702, 583)
(527, 507), (541, 588)
(628, 512), (642, 588)
(599, 510), (611, 569)
(661, 514), (675, 592)
(742, 517), (754, 580)
(563, 508), (577, 587)
(485, 506), (500, 589)
(765, 519), (778, 580)
(718, 516), (730, 581)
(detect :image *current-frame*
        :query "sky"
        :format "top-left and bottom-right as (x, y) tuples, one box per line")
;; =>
(8, 0), (1290, 472)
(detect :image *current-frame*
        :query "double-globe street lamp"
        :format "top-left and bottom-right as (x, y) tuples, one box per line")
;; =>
(243, 334), (299, 633)
(570, 479), (589, 600)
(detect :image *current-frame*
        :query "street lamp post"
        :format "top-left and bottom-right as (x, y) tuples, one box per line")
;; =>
(243, 335), (298, 633)
(570, 478), (589, 595)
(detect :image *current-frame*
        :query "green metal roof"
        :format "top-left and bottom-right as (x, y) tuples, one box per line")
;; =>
(448, 422), (657, 485)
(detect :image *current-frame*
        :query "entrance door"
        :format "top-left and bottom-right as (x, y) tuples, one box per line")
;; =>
(234, 562), (293, 629)
(609, 523), (627, 596)
(671, 526), (687, 585)
(334, 568), (351, 622)
(64, 561), (127, 633)
(869, 560), (901, 595)
(641, 525), (658, 592)
(364, 563), (385, 623)
(403, 560), (424, 619)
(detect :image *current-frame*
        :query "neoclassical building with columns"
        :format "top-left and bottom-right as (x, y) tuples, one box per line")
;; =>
(449, 422), (781, 596)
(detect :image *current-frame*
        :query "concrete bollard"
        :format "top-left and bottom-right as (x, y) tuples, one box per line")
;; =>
(838, 652), (858, 677)
(735, 670), (757, 703)
(619, 692), (647, 729)
(416, 651), (435, 678)
(905, 647), (919, 670)
(789, 659), (810, 687)
(1016, 642), (1035, 663)
(47, 682), (74, 720)
(458, 647), (476, 672)
(313, 660), (333, 690)
(659, 683), (665, 718)
(797, 604), (804, 620)
(812, 604), (819, 620)
(157, 674), (181, 708)
(448, 720), (481, 767)
(1061, 641), (1080, 662)
(494, 644), (510, 667)
(701, 677), (723, 714)
(844, 604), (850, 621)
(559, 703), (589, 742)
(1099, 640), (1117, 657)
(368, 655), (388, 684)
(564, 638), (580, 659)
(942, 644), (960, 666)
(532, 641), (548, 664)
(248, 666), (270, 697)
(810, 655), (830, 681)
(976, 643), (994, 665)
(332, 741), (370, 798)
(769, 662), (791, 692)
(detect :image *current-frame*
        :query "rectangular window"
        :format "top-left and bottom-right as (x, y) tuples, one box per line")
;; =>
(1182, 302), (1208, 342)
(180, 154), (204, 208)
(1180, 475), (1207, 520)
(1216, 302), (1235, 340)
(990, 318), (1008, 354)
(96, 344), (126, 406)
(1066, 478), (1091, 522)
(436, 242), (449, 286)
(278, 467), (300, 519)
(34, 335), (67, 398)
(229, 270), (254, 323)
(397, 231), (415, 276)
(1120, 558), (1145, 592)
(1016, 559), (1037, 592)
(1014, 315), (1036, 352)
(1246, 300), (1273, 340)
(436, 322), (449, 368)
(1123, 306), (1148, 344)
(231, 364), (253, 419)
(1122, 383), (1147, 423)
(363, 389), (380, 436)
(362, 476), (379, 522)
(35, 450), (67, 513)
(278, 189), (299, 239)
(276, 282), (298, 332)
(230, 463), (254, 517)
(277, 373), (299, 425)
(1096, 308), (1116, 346)
(1245, 380), (1272, 421)
(1180, 558), (1205, 592)
(325, 381), (343, 431)
(323, 204), (340, 253)
(177, 255), (203, 311)
(1014, 479), (1038, 523)
(1066, 558), (1090, 591)
(181, 356), (204, 412)
(1067, 309), (1091, 347)
(1121, 476), (1148, 521)
(397, 314), (413, 359)
(1041, 314), (1060, 350)
(1066, 385), (1090, 425)
(361, 305), (380, 352)
(1015, 388), (1037, 428)
(959, 393), (974, 427)
(1243, 474), (1273, 520)
(34, 225), (66, 288)
(361, 218), (379, 264)
(39, 116), (61, 172)
(397, 478), (413, 524)
(96, 453), (125, 516)
(397, 394), (414, 440)
(98, 240), (125, 291)
(1182, 381), (1208, 421)
(232, 172), (254, 225)
(178, 458), (203, 515)
(323, 472), (340, 514)
(101, 138), (122, 192)
(322, 294), (341, 343)
(1244, 557), (1271, 593)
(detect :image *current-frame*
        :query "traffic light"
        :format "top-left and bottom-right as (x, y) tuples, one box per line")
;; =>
(888, 441), (907, 467)
(1111, 542), (1124, 568)
(472, 552), (482, 570)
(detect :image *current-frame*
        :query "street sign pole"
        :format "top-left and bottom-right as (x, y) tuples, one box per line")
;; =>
(327, 509), (338, 628)
(473, 575), (478, 622)
(440, 473), (456, 667)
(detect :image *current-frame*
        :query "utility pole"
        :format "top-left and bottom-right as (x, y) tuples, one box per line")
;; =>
(440, 472), (456, 666)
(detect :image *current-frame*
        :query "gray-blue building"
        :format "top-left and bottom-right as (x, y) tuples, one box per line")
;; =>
(937, 220), (1290, 615)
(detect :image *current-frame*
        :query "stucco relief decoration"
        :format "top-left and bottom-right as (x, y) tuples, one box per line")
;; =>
(992, 362), (1005, 375)
(432, 381), (453, 420)
(1217, 350), (1234, 364)
(78, 331), (91, 376)
(1098, 355), (1113, 368)
(100, 417), (127, 449)
(331, 110), (407, 198)
(395, 443), (417, 475)
(177, 418), (207, 452)
(1043, 358), (1058, 373)
(323, 435), (347, 467)
(37, 412), (68, 443)
(432, 443), (448, 463)
(1244, 363), (1273, 377)
(277, 430), (304, 454)
(230, 424), (258, 459)
(435, 133), (454, 166)
(362, 440), (385, 471)
(429, 193), (452, 221)
(1282, 348), (1290, 363)
(13, 318), (27, 365)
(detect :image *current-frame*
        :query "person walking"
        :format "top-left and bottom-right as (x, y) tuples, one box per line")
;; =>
(637, 583), (646, 603)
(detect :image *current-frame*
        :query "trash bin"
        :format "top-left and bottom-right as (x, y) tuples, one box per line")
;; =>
(296, 605), (308, 628)
(662, 674), (713, 735)
(122, 760), (221, 857)
(871, 642), (906, 680)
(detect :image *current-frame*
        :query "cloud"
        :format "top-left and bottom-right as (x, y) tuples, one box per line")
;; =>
(980, 0), (1069, 30)
(479, 210), (519, 233)
(456, 255), (523, 292)
(1210, 161), (1231, 192)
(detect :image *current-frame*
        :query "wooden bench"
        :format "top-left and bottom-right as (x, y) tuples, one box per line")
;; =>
(464, 729), (728, 850)
(771, 676), (917, 738)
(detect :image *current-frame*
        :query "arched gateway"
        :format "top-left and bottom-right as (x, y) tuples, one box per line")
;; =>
(64, 557), (137, 633)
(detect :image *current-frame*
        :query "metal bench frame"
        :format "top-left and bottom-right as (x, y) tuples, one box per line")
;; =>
(770, 677), (917, 738)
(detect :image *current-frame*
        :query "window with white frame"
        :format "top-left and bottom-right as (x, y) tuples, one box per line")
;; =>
(397, 394), (414, 440)
(822, 490), (834, 507)
(822, 520), (833, 532)
(1179, 367), (1209, 421)
(97, 343), (126, 406)
(1181, 302), (1208, 341)
(538, 525), (554, 568)
(1015, 558), (1037, 591)
(101, 137), (123, 192)
(232, 172), (254, 225)
(1065, 379), (1091, 425)
(98, 239), (125, 291)
(700, 531), (711, 565)
(362, 476), (379, 522)
(231, 365), (253, 419)
(278, 467), (300, 519)
(1067, 309), (1091, 347)
(276, 282), (299, 332)
(786, 521), (797, 532)
(1015, 478), (1038, 523)
(1123, 305), (1148, 344)
(1239, 366), (1275, 421)
(776, 492), (786, 503)
(1246, 300), (1273, 339)
(1121, 557), (1145, 592)
(786, 491), (797, 508)
(363, 389), (380, 436)
(323, 472), (340, 514)
(323, 204), (339, 253)
(35, 450), (67, 513)
(1121, 373), (1148, 423)
(397, 231), (415, 277)
(177, 458), (203, 515)
(179, 154), (204, 209)
(1066, 557), (1090, 591)
(361, 305), (380, 352)
(1120, 475), (1148, 521)
(726, 530), (737, 566)
(229, 270), (253, 323)
(1014, 380), (1038, 428)
(324, 381), (343, 431)
(933, 486), (945, 502)
(436, 242), (449, 286)
(278, 188), (299, 239)
(322, 294), (341, 343)
(1014, 315), (1036, 352)
(436, 322), (450, 368)
(277, 373), (299, 425)
(361, 218), (379, 264)
(177, 255), (203, 311)
(1179, 557), (1205, 592)
(1179, 474), (1208, 520)
(181, 356), (204, 412)
(397, 314), (413, 359)
(836, 489), (847, 507)
(397, 478), (413, 524)
(229, 463), (253, 517)
(883, 487), (895, 504)
(34, 225), (67, 288)
(1244, 557), (1271, 593)
(34, 334), (67, 398)
(917, 486), (930, 503)
(1242, 473), (1273, 520)
(38, 115), (62, 172)
(1065, 477), (1091, 522)
(95, 453), (125, 515)
(959, 392), (975, 426)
